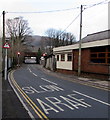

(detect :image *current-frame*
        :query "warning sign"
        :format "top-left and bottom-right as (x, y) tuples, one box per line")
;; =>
(3, 43), (10, 49)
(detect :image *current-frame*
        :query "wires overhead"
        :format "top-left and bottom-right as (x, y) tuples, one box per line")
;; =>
(59, 13), (81, 36)
(1, 0), (109, 37)
(58, 0), (109, 36)
(6, 0), (109, 14)
(84, 0), (110, 9)
(7, 7), (80, 14)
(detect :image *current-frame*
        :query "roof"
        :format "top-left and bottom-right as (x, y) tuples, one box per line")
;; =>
(82, 29), (110, 43)
(53, 30), (109, 53)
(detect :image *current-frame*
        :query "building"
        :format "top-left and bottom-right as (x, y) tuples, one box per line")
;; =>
(53, 30), (110, 80)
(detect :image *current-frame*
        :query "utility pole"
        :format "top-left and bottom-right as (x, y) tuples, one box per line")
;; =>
(2, 11), (5, 78)
(78, 5), (83, 76)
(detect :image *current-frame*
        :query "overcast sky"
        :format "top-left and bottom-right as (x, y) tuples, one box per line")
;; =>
(0, 0), (109, 40)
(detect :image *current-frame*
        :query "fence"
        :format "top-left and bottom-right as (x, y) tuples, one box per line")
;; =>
(40, 54), (56, 71)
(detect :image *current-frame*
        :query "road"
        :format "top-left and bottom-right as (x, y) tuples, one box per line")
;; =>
(8, 64), (110, 119)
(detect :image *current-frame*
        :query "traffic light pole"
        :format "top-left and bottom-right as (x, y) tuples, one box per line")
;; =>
(17, 52), (20, 67)
(17, 55), (20, 67)
(2, 11), (6, 79)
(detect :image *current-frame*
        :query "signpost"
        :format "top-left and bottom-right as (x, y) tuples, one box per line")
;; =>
(3, 42), (10, 80)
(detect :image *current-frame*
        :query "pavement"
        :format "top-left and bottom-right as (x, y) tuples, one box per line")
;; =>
(2, 72), (31, 120)
(2, 64), (110, 119)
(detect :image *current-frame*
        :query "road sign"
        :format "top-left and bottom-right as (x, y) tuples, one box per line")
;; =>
(3, 42), (10, 49)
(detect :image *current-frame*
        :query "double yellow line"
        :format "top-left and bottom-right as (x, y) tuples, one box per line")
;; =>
(9, 71), (49, 120)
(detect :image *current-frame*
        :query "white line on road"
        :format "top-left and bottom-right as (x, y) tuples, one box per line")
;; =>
(32, 73), (38, 77)
(28, 67), (38, 76)
(28, 68), (32, 73)
(73, 90), (110, 106)
(41, 78), (58, 85)
(28, 67), (57, 85)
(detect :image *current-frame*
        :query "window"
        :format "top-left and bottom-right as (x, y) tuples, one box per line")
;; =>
(61, 54), (65, 61)
(90, 46), (110, 64)
(57, 55), (59, 61)
(67, 53), (72, 61)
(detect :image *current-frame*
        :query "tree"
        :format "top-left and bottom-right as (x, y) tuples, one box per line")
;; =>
(6, 16), (32, 65)
(37, 48), (42, 64)
(45, 28), (76, 49)
(6, 16), (32, 43)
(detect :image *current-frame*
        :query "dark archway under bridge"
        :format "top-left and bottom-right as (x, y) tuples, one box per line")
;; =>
(24, 52), (39, 64)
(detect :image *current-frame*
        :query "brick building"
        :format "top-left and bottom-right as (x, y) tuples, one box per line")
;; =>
(53, 30), (110, 80)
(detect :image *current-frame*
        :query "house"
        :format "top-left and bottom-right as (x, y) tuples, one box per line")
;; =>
(53, 30), (110, 80)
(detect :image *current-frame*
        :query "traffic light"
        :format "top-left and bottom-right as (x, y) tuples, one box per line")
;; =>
(17, 52), (21, 56)
(43, 53), (47, 57)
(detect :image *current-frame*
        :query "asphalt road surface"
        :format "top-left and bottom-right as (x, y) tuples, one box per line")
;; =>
(8, 64), (110, 119)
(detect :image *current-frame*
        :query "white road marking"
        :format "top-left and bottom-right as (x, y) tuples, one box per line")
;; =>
(22, 85), (64, 94)
(28, 68), (32, 73)
(46, 97), (74, 111)
(37, 99), (59, 114)
(28, 67), (38, 76)
(28, 67), (58, 85)
(73, 90), (110, 106)
(32, 73), (38, 77)
(37, 94), (92, 114)
(41, 78), (57, 85)
(67, 94), (91, 107)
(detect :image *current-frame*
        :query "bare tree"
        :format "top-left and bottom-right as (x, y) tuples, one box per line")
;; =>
(45, 28), (76, 49)
(6, 16), (32, 65)
(6, 16), (32, 43)
(45, 28), (55, 47)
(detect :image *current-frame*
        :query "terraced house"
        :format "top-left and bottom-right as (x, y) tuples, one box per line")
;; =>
(53, 30), (110, 80)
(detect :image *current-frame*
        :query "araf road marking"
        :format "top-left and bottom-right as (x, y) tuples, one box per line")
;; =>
(66, 94), (91, 107)
(46, 97), (74, 112)
(37, 99), (59, 114)
(36, 94), (91, 114)
(22, 85), (64, 94)
(73, 90), (110, 106)
(41, 78), (57, 85)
